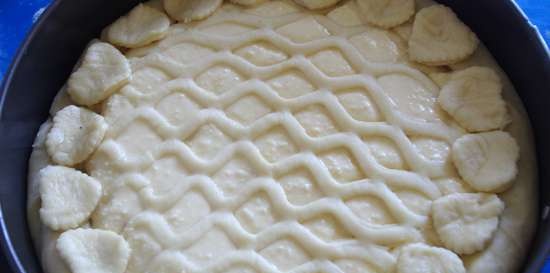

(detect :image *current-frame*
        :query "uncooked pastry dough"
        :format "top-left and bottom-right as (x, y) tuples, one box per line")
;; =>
(293, 0), (341, 10)
(67, 42), (131, 106)
(432, 193), (505, 255)
(46, 105), (107, 166)
(163, 0), (224, 22)
(57, 228), (130, 273)
(39, 166), (102, 230)
(452, 131), (520, 193)
(409, 4), (479, 65)
(397, 243), (466, 273)
(356, 0), (415, 28)
(438, 66), (509, 132)
(28, 1), (537, 273)
(104, 4), (170, 48)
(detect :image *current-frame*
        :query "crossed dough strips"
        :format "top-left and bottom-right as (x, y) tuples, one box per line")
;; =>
(31, 2), (527, 273)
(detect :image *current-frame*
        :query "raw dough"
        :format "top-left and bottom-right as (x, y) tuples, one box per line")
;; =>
(28, 1), (537, 273)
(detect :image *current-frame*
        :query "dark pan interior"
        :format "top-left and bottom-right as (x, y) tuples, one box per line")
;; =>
(0, 0), (548, 272)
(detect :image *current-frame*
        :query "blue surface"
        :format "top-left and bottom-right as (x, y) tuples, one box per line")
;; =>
(0, 0), (51, 77)
(0, 0), (548, 273)
(516, 0), (550, 45)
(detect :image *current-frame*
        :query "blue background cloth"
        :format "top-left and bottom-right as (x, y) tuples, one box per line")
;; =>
(0, 0), (548, 272)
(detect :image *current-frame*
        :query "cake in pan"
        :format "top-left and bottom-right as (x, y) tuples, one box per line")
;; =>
(27, 1), (537, 273)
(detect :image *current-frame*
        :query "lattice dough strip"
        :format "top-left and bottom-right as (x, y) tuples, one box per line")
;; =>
(122, 211), (399, 271)
(117, 67), (461, 142)
(101, 88), (450, 177)
(117, 165), (426, 225)
(140, 247), (390, 273)
(127, 17), (438, 86)
(91, 119), (440, 199)
(89, 4), (468, 273)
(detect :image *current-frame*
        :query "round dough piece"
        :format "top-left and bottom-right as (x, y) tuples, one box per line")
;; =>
(408, 5), (478, 65)
(57, 228), (130, 273)
(230, 0), (267, 6)
(163, 0), (223, 22)
(67, 42), (131, 106)
(432, 193), (504, 255)
(397, 243), (466, 273)
(438, 67), (509, 132)
(39, 166), (102, 230)
(46, 105), (108, 166)
(104, 4), (170, 48)
(293, 0), (341, 10)
(356, 0), (415, 28)
(452, 131), (519, 193)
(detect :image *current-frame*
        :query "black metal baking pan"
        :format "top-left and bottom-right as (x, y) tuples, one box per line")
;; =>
(0, 0), (548, 272)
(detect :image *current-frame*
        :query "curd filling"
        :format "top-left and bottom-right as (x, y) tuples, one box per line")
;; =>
(28, 1), (537, 273)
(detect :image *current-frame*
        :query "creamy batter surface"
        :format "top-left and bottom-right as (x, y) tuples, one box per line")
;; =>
(27, 1), (537, 273)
